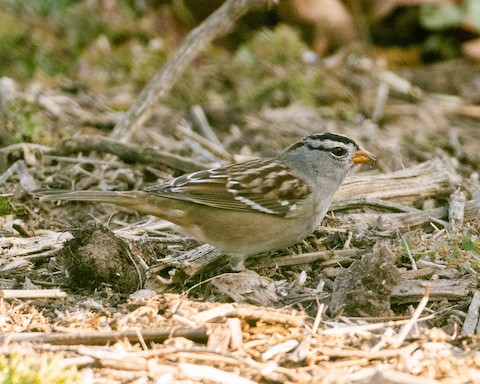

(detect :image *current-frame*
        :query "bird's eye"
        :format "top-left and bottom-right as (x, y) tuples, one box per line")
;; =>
(329, 147), (348, 157)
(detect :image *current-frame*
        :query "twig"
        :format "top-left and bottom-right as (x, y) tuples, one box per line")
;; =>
(228, 318), (243, 351)
(372, 82), (390, 123)
(157, 244), (224, 278)
(311, 301), (325, 335)
(235, 307), (306, 327)
(462, 290), (480, 336)
(179, 301), (305, 327)
(330, 197), (420, 213)
(391, 285), (430, 348)
(109, 0), (271, 142)
(15, 160), (38, 191)
(2, 327), (208, 345)
(322, 315), (434, 336)
(53, 135), (208, 173)
(317, 343), (420, 360)
(1, 231), (73, 259)
(449, 188), (466, 230)
(191, 105), (223, 147)
(0, 142), (51, 157)
(191, 304), (236, 324)
(43, 155), (124, 166)
(261, 340), (299, 361)
(352, 58), (424, 99)
(0, 161), (20, 185)
(0, 289), (66, 299)
(177, 122), (231, 161)
(176, 121), (224, 163)
(391, 279), (474, 304)
(262, 249), (359, 268)
(342, 199), (480, 235)
(401, 234), (417, 271)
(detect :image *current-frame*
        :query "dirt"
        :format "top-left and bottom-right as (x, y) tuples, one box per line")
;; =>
(59, 226), (144, 293)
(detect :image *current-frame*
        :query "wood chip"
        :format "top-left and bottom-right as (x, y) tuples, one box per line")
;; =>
(462, 290), (480, 336)
(391, 279), (476, 304)
(179, 363), (257, 384)
(261, 339), (299, 361)
(228, 318), (243, 351)
(449, 188), (466, 230)
(190, 304), (236, 324)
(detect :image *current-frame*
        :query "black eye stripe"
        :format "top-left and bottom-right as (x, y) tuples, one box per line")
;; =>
(328, 147), (348, 157)
(304, 142), (348, 155)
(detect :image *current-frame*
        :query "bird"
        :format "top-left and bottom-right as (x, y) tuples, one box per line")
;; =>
(34, 132), (375, 271)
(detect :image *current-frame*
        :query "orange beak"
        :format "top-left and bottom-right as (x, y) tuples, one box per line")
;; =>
(352, 147), (376, 164)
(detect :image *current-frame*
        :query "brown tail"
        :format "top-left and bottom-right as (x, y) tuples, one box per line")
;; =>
(32, 188), (160, 214)
(32, 189), (141, 205)
(31, 188), (187, 224)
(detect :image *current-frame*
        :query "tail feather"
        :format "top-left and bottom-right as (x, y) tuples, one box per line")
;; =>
(32, 189), (140, 205)
(31, 188), (185, 223)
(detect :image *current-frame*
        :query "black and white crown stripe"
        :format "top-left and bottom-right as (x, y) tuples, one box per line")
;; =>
(286, 132), (358, 155)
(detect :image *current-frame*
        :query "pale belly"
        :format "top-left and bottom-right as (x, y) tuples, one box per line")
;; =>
(183, 206), (323, 257)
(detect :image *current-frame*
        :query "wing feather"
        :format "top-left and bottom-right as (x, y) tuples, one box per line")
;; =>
(144, 158), (312, 217)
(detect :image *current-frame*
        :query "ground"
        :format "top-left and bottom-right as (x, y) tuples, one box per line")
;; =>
(1, 1), (480, 383)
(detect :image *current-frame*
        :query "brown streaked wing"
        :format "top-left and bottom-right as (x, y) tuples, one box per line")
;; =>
(144, 158), (311, 217)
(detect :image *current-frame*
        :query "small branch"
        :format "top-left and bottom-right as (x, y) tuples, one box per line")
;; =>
(258, 249), (360, 268)
(0, 160), (37, 190)
(391, 279), (475, 304)
(52, 135), (208, 173)
(330, 197), (420, 213)
(449, 188), (466, 230)
(191, 105), (224, 147)
(109, 0), (271, 142)
(190, 304), (236, 324)
(462, 290), (480, 336)
(317, 344), (418, 360)
(154, 244), (224, 279)
(335, 158), (460, 204)
(177, 122), (232, 161)
(234, 307), (306, 327)
(0, 289), (66, 299)
(2, 327), (208, 345)
(1, 231), (73, 259)
(390, 286), (430, 348)
(335, 198), (480, 235)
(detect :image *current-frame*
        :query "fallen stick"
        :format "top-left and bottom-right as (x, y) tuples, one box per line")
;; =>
(0, 289), (66, 299)
(52, 135), (208, 173)
(335, 158), (460, 204)
(2, 327), (208, 345)
(110, 0), (271, 142)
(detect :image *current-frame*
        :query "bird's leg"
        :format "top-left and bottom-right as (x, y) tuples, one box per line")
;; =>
(228, 254), (247, 272)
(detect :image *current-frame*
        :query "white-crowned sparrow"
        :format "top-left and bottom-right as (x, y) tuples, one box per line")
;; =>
(34, 132), (374, 270)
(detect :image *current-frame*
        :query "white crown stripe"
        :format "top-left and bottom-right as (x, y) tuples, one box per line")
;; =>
(315, 139), (350, 149)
